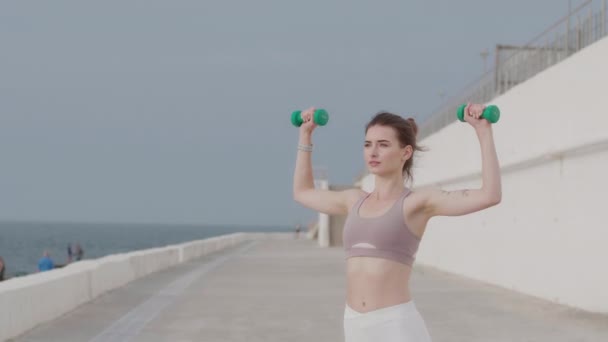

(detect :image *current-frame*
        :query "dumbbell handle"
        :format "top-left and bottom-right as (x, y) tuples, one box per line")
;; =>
(291, 109), (329, 127)
(457, 104), (500, 124)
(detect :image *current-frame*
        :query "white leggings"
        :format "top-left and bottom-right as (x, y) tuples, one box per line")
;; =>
(343, 301), (432, 342)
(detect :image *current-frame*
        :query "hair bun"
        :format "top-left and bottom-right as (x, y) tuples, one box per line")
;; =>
(406, 117), (418, 136)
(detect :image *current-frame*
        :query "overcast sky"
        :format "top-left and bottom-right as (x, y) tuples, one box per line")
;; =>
(0, 1), (573, 226)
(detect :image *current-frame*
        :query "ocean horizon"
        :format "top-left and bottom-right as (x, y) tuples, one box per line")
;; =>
(0, 220), (292, 278)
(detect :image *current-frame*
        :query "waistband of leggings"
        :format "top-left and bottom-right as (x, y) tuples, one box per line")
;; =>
(344, 300), (417, 320)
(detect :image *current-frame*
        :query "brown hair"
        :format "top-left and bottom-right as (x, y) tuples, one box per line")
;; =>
(365, 112), (425, 181)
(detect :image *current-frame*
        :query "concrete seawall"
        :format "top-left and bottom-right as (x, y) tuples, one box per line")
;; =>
(0, 232), (290, 342)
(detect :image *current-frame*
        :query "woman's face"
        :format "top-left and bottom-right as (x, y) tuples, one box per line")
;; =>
(364, 125), (412, 176)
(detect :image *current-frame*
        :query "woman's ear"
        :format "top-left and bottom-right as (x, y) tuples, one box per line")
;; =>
(403, 145), (413, 161)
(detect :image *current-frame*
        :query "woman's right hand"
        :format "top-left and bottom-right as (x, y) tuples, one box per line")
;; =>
(299, 107), (318, 135)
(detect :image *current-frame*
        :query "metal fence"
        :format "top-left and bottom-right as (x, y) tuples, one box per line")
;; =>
(418, 0), (608, 139)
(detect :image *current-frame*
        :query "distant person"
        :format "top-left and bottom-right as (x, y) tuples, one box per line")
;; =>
(67, 243), (73, 263)
(295, 224), (301, 239)
(74, 243), (84, 261)
(0, 256), (5, 281)
(293, 105), (501, 341)
(38, 251), (54, 272)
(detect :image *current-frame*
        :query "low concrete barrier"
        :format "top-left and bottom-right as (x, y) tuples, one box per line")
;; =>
(0, 264), (92, 341)
(0, 232), (289, 342)
(129, 247), (180, 279)
(89, 254), (135, 299)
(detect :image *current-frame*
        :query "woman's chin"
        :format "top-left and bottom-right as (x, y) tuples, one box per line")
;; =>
(367, 167), (399, 178)
(367, 167), (385, 176)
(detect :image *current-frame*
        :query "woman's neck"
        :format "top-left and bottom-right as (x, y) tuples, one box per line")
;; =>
(372, 174), (405, 200)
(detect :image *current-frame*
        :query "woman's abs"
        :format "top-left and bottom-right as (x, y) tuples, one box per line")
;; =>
(345, 257), (412, 313)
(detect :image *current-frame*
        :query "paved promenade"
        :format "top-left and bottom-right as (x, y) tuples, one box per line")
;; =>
(11, 238), (608, 341)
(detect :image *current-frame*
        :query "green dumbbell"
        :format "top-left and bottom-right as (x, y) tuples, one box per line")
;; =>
(291, 109), (329, 127)
(457, 104), (500, 123)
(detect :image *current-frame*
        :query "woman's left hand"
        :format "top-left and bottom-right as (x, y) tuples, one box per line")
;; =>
(464, 103), (491, 130)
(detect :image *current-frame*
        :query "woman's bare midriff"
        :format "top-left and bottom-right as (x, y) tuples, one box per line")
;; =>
(346, 256), (412, 313)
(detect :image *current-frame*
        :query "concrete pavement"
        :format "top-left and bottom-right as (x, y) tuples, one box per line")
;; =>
(11, 238), (608, 342)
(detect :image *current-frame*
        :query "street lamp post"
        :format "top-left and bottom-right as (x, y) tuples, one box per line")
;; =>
(480, 48), (489, 73)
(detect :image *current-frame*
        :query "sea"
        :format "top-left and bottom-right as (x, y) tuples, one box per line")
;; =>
(0, 221), (291, 278)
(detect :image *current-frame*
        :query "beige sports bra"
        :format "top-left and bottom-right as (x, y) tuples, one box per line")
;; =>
(342, 188), (421, 266)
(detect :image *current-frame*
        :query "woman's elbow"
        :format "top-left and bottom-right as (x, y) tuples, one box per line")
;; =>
(293, 189), (306, 204)
(487, 192), (502, 206)
(293, 190), (301, 203)
(481, 186), (501, 207)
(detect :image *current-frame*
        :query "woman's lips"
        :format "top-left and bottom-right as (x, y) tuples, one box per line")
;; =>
(369, 161), (380, 167)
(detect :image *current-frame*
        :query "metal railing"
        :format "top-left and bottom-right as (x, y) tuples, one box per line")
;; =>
(418, 0), (608, 139)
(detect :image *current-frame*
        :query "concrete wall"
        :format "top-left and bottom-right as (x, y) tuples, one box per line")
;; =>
(358, 36), (608, 313)
(0, 232), (291, 342)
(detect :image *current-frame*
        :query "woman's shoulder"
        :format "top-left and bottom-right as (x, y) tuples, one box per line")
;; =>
(408, 184), (438, 197)
(404, 185), (437, 210)
(341, 188), (368, 210)
(344, 188), (368, 200)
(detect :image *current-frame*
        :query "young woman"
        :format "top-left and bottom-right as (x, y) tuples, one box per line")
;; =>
(293, 104), (502, 342)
